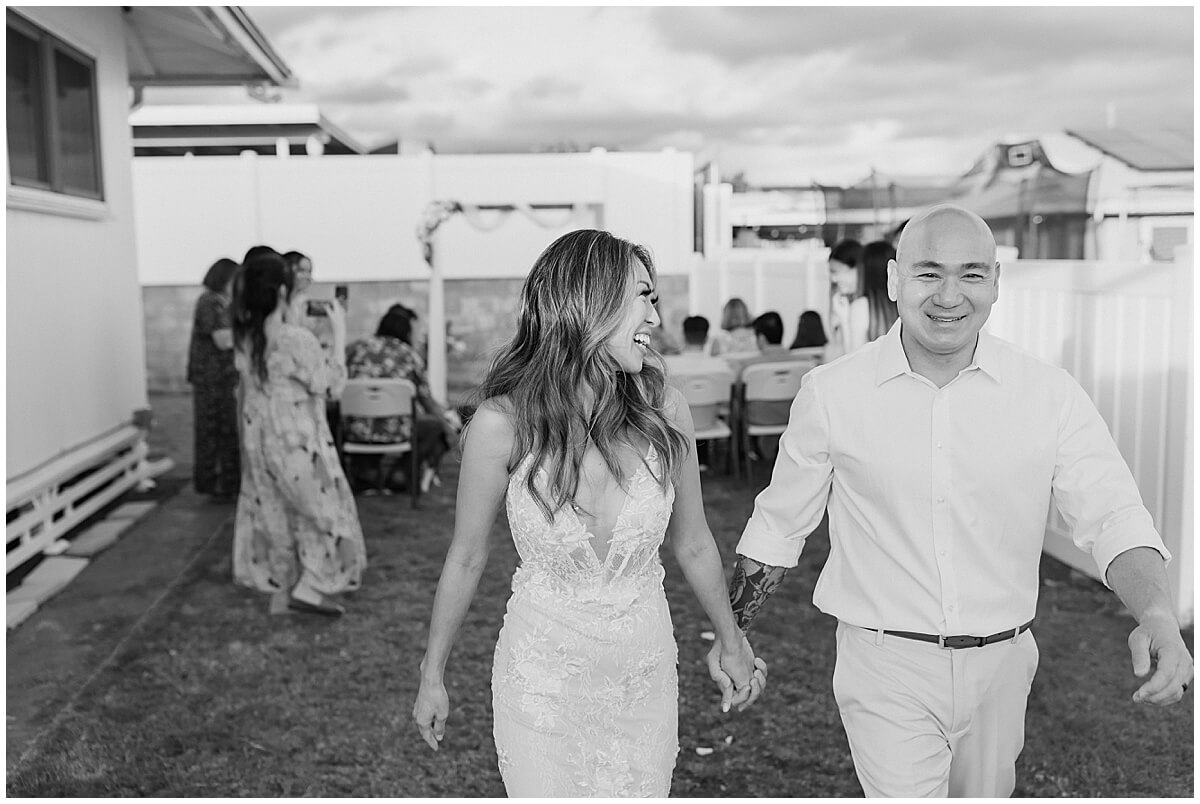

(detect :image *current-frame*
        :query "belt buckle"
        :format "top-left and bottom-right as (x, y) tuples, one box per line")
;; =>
(939, 634), (985, 649)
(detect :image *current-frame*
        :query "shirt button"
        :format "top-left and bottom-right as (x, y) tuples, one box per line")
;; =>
(937, 496), (945, 503)
(947, 604), (956, 612)
(937, 442), (943, 449)
(939, 549), (947, 556)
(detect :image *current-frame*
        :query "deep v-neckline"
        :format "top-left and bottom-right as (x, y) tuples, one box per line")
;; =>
(561, 445), (654, 567)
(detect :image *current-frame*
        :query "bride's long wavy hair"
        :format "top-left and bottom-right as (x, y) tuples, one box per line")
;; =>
(472, 229), (689, 522)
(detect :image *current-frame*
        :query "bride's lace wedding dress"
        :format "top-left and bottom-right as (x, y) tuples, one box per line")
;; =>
(492, 446), (679, 796)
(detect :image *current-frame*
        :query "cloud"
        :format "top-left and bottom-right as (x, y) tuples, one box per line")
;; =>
(244, 5), (1193, 182)
(650, 6), (1191, 67)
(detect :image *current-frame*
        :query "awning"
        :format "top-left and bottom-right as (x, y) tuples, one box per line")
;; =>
(952, 166), (1091, 220)
(130, 104), (369, 156)
(123, 6), (295, 88)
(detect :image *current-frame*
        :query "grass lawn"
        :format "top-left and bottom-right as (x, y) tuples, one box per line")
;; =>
(6, 394), (1193, 796)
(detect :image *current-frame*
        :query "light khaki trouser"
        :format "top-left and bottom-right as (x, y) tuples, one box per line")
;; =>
(832, 621), (1040, 797)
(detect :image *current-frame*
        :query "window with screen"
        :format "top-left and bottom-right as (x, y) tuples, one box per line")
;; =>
(6, 11), (103, 200)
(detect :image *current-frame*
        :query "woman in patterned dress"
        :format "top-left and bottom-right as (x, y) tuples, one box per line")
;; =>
(344, 305), (461, 493)
(186, 257), (241, 499)
(412, 230), (767, 795)
(230, 251), (366, 617)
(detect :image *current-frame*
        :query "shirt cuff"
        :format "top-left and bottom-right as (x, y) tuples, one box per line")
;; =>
(735, 522), (803, 569)
(1089, 507), (1172, 588)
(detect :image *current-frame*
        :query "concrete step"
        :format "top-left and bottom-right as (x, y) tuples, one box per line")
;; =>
(6, 556), (90, 629)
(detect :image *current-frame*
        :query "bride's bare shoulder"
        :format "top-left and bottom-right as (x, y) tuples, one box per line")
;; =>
(464, 396), (520, 463)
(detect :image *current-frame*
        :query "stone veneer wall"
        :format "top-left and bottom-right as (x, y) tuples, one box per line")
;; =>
(143, 273), (690, 405)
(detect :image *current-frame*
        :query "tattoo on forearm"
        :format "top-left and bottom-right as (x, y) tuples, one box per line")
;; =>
(729, 555), (788, 633)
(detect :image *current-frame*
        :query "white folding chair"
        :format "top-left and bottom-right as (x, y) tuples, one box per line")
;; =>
(668, 367), (735, 474)
(737, 360), (816, 482)
(339, 377), (420, 507)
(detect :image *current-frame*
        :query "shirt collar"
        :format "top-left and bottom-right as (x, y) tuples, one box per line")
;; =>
(874, 321), (911, 385)
(874, 321), (1004, 386)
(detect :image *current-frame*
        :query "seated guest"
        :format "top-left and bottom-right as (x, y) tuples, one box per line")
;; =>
(708, 297), (758, 356)
(663, 315), (736, 470)
(663, 315), (733, 375)
(344, 305), (461, 493)
(732, 311), (816, 462)
(789, 309), (829, 349)
(726, 311), (792, 379)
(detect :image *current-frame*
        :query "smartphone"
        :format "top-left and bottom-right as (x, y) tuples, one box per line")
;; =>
(306, 299), (332, 317)
(334, 284), (349, 305)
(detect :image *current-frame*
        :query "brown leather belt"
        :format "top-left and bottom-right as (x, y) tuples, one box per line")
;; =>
(883, 620), (1034, 649)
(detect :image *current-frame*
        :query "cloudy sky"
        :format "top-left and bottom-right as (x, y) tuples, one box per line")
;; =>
(223, 5), (1193, 185)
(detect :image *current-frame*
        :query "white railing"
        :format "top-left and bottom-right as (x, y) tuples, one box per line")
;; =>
(693, 248), (1193, 623)
(6, 426), (153, 573)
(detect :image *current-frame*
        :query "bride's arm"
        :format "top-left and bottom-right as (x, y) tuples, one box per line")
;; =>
(413, 401), (513, 751)
(662, 388), (765, 712)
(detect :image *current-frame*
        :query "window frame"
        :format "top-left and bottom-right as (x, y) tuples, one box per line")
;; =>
(6, 10), (105, 204)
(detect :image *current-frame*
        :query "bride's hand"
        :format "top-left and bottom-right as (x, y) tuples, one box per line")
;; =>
(706, 634), (766, 712)
(412, 674), (449, 751)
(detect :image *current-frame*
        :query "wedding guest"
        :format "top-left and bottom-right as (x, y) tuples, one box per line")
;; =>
(412, 229), (764, 795)
(186, 257), (241, 500)
(859, 241), (899, 342)
(789, 310), (828, 349)
(709, 296), (757, 356)
(726, 311), (794, 379)
(829, 240), (898, 357)
(726, 204), (1192, 796)
(826, 238), (864, 358)
(344, 304), (461, 493)
(663, 315), (731, 376)
(231, 251), (365, 617)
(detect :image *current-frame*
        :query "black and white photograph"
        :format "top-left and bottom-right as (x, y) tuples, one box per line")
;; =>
(6, 4), (1193, 797)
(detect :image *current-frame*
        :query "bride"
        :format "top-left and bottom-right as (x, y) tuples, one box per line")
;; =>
(412, 229), (766, 796)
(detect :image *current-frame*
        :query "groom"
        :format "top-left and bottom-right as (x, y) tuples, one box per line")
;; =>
(723, 204), (1192, 796)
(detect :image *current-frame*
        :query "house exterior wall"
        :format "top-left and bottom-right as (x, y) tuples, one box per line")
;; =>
(1085, 156), (1194, 261)
(6, 7), (149, 482)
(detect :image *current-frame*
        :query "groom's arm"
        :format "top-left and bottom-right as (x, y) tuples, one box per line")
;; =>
(729, 555), (789, 633)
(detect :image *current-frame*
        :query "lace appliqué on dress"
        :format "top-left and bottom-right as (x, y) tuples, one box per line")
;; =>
(491, 447), (679, 797)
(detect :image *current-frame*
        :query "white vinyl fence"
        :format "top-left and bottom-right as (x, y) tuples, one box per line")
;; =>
(688, 247), (831, 347)
(693, 248), (1193, 624)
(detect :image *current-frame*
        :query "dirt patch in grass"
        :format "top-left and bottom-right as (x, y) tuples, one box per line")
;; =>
(7, 455), (1193, 796)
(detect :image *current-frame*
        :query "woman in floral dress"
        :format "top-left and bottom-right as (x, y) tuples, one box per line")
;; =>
(230, 251), (365, 617)
(412, 230), (767, 795)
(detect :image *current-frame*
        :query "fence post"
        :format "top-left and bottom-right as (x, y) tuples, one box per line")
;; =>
(1163, 250), (1194, 624)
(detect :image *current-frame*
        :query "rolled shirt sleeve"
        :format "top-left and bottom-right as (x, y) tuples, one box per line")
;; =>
(1052, 372), (1171, 585)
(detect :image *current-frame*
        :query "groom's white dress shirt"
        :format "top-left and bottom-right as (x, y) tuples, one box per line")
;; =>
(737, 322), (1169, 637)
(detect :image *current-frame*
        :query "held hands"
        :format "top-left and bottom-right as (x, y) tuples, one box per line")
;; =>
(1127, 614), (1193, 705)
(706, 633), (768, 713)
(412, 673), (450, 751)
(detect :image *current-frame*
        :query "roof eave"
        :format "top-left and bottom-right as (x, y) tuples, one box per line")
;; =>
(203, 6), (296, 88)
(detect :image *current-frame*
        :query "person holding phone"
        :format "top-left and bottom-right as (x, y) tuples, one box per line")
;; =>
(231, 250), (364, 617)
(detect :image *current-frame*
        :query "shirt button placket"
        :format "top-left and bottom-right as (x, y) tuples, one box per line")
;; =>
(932, 392), (958, 631)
